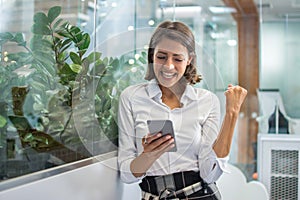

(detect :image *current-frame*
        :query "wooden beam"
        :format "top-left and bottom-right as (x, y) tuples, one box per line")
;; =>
(223, 0), (260, 166)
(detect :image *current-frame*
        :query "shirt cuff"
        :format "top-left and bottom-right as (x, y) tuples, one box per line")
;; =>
(216, 155), (230, 173)
(201, 151), (230, 183)
(119, 158), (145, 184)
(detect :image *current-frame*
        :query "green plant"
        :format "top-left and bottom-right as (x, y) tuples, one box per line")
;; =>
(0, 6), (98, 161)
(95, 52), (147, 142)
(0, 6), (147, 163)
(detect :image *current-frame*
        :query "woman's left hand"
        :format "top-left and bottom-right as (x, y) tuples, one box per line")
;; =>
(224, 84), (248, 113)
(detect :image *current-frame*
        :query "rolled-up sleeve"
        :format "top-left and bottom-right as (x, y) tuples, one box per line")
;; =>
(198, 94), (229, 183)
(117, 89), (142, 184)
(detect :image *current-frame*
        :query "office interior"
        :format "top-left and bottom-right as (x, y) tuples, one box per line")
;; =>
(0, 0), (299, 199)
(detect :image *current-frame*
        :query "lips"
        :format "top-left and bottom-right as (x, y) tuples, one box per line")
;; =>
(161, 71), (177, 79)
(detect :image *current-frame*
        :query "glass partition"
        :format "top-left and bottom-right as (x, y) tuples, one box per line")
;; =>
(259, 13), (300, 118)
(0, 0), (237, 183)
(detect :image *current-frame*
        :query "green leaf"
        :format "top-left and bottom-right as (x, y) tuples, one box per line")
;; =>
(70, 52), (82, 65)
(31, 76), (49, 88)
(94, 63), (107, 75)
(48, 6), (61, 23)
(61, 38), (72, 48)
(0, 115), (7, 128)
(138, 56), (147, 64)
(56, 29), (72, 38)
(32, 52), (56, 75)
(60, 44), (72, 55)
(70, 26), (81, 35)
(78, 49), (87, 57)
(58, 52), (67, 63)
(78, 33), (90, 50)
(74, 31), (83, 42)
(12, 33), (26, 46)
(141, 51), (147, 57)
(87, 52), (102, 63)
(69, 63), (82, 73)
(33, 12), (49, 25)
(0, 40), (7, 46)
(110, 58), (120, 68)
(0, 32), (14, 40)
(30, 37), (52, 50)
(33, 51), (55, 64)
(103, 57), (109, 66)
(7, 52), (30, 63)
(30, 80), (48, 92)
(53, 18), (64, 31)
(59, 63), (75, 75)
(32, 24), (52, 35)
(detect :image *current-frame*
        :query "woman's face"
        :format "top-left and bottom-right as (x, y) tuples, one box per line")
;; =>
(153, 38), (191, 88)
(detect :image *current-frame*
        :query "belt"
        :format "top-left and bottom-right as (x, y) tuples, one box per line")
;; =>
(139, 171), (205, 199)
(141, 181), (203, 200)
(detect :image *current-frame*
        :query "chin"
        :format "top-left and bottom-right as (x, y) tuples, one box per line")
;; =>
(157, 79), (177, 88)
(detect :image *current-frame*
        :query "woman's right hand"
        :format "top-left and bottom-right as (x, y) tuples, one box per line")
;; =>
(142, 133), (175, 157)
(130, 133), (174, 178)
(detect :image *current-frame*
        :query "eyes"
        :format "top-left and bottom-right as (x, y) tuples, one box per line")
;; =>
(155, 53), (185, 63)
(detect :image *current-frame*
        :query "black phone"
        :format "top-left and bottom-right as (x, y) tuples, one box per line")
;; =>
(146, 119), (177, 152)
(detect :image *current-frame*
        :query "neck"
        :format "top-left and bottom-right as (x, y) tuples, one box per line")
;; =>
(159, 79), (186, 100)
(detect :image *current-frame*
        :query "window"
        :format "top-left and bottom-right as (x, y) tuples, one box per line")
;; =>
(0, 0), (237, 184)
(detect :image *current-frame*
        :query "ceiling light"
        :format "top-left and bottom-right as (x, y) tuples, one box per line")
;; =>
(127, 26), (134, 31)
(144, 45), (149, 50)
(128, 59), (135, 65)
(148, 19), (155, 26)
(227, 39), (237, 46)
(209, 6), (236, 14)
(135, 54), (140, 60)
(156, 6), (202, 18)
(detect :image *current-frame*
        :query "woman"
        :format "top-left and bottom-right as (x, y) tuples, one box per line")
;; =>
(118, 21), (247, 199)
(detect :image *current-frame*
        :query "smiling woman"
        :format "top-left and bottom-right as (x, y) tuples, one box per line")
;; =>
(117, 20), (247, 200)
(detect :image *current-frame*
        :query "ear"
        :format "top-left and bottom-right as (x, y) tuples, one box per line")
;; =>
(187, 57), (193, 65)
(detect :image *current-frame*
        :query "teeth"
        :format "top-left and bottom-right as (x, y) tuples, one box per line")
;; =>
(162, 71), (175, 78)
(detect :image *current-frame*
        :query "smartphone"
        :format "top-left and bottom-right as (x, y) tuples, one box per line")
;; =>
(146, 119), (177, 152)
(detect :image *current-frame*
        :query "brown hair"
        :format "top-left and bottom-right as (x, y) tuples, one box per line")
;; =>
(144, 21), (202, 85)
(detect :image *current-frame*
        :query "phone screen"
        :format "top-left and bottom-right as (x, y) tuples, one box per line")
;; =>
(146, 120), (177, 152)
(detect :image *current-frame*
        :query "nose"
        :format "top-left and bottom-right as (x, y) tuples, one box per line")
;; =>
(164, 58), (175, 70)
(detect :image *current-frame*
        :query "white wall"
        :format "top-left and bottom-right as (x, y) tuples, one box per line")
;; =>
(0, 156), (141, 200)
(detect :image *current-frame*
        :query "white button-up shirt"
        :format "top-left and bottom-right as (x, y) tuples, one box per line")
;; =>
(118, 79), (228, 184)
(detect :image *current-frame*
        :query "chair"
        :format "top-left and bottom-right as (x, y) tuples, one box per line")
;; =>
(256, 89), (300, 134)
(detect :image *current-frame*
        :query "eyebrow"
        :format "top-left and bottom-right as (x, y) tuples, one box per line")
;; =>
(156, 51), (185, 57)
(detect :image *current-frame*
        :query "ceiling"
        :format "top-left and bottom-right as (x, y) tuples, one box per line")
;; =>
(156, 0), (300, 22)
(254, 0), (300, 21)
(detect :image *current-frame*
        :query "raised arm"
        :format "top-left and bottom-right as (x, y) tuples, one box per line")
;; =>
(213, 84), (248, 158)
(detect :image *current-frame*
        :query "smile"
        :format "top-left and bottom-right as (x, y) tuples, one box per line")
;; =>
(161, 71), (177, 79)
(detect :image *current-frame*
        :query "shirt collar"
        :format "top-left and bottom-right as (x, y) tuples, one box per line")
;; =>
(146, 79), (162, 99)
(146, 79), (198, 101)
(183, 84), (198, 101)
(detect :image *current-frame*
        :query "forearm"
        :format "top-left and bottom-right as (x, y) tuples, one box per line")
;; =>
(130, 152), (158, 178)
(213, 110), (239, 158)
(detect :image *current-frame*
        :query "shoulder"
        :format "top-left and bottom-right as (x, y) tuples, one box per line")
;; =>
(120, 82), (148, 100)
(192, 87), (219, 102)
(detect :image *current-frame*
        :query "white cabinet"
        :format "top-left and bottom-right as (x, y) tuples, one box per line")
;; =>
(257, 134), (300, 200)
